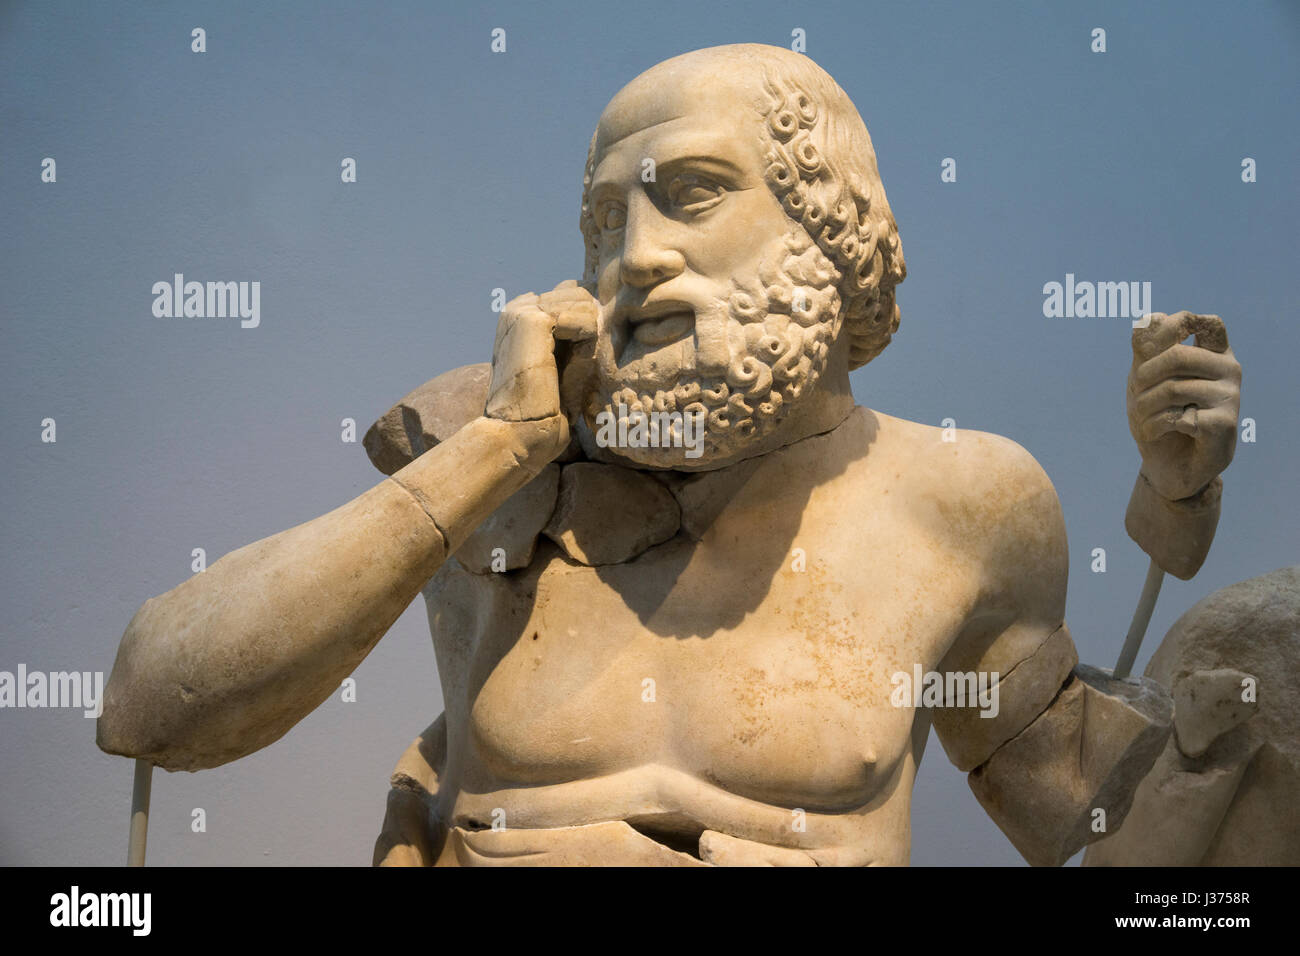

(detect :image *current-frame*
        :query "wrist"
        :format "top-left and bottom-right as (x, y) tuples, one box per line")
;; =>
(392, 415), (566, 551)
(1125, 471), (1222, 580)
(485, 414), (570, 472)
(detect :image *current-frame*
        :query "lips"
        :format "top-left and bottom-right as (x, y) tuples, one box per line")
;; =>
(631, 311), (693, 345)
(624, 301), (695, 346)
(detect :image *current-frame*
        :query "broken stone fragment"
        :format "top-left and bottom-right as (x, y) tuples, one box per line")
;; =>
(968, 663), (1173, 866)
(454, 464), (560, 573)
(543, 463), (681, 566)
(1198, 743), (1300, 865)
(1147, 565), (1299, 765)
(374, 714), (447, 867)
(1084, 566), (1300, 866)
(1082, 735), (1254, 866)
(653, 456), (764, 541)
(1172, 668), (1258, 758)
(363, 363), (492, 475)
(932, 624), (1078, 772)
(1146, 566), (1300, 864)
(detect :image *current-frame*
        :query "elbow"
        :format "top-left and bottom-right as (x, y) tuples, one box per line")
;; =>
(96, 596), (204, 770)
(96, 591), (289, 773)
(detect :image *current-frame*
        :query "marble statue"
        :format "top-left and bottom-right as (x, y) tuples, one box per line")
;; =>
(97, 44), (1246, 866)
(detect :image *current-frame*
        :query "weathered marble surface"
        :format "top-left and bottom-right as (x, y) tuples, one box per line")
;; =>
(1085, 566), (1300, 866)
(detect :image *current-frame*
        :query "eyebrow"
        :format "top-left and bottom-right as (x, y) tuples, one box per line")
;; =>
(591, 152), (749, 196)
(655, 154), (747, 179)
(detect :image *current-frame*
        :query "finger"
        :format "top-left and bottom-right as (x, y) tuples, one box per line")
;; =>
(698, 830), (818, 867)
(486, 362), (561, 420)
(1136, 407), (1199, 442)
(1132, 343), (1241, 392)
(1132, 378), (1239, 423)
(1194, 406), (1242, 446)
(541, 279), (582, 302)
(1132, 311), (1229, 363)
(538, 284), (597, 311)
(536, 290), (592, 310)
(1185, 312), (1229, 353)
(558, 336), (598, 425)
(1137, 402), (1242, 444)
(496, 302), (558, 364)
(486, 305), (562, 421)
(454, 822), (710, 866)
(1131, 312), (1172, 362)
(492, 292), (536, 355)
(552, 299), (599, 341)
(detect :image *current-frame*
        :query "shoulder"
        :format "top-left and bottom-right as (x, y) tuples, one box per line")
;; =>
(864, 408), (1067, 608)
(869, 409), (1059, 508)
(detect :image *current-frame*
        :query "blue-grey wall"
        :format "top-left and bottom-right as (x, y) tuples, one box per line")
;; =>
(2, 0), (1296, 865)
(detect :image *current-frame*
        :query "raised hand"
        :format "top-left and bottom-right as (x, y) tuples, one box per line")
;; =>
(485, 280), (599, 458)
(1127, 311), (1241, 500)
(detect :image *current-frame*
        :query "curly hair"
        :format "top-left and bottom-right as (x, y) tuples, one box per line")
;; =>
(579, 45), (906, 370)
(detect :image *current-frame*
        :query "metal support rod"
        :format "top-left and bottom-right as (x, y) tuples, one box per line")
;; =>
(1113, 558), (1165, 680)
(128, 759), (153, 867)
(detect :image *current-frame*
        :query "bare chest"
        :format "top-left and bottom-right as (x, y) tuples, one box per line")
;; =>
(426, 485), (978, 809)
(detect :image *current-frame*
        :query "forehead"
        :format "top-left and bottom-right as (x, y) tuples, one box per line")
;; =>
(592, 62), (769, 181)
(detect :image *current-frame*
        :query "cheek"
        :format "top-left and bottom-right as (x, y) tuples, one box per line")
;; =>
(685, 195), (792, 275)
(595, 240), (623, 301)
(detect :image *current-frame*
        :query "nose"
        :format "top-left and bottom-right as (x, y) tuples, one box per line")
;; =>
(619, 192), (685, 289)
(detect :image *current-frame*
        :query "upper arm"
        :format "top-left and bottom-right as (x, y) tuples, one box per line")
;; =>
(929, 432), (1078, 771)
(913, 430), (1174, 865)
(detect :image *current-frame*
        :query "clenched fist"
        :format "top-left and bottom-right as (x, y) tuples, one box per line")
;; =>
(1127, 311), (1242, 501)
(485, 279), (599, 460)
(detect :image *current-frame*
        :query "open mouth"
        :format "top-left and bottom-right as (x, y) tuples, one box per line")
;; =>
(625, 302), (695, 347)
(631, 311), (693, 346)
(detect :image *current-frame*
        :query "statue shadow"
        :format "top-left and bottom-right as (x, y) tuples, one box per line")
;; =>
(587, 406), (879, 638)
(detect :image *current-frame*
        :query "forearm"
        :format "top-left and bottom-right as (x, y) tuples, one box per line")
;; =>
(97, 415), (563, 771)
(934, 622), (1173, 866)
(966, 656), (1173, 867)
(1125, 471), (1222, 580)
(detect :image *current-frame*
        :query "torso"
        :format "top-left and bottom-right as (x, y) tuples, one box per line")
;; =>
(421, 407), (1018, 864)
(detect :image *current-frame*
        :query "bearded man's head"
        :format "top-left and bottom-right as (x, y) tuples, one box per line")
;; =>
(575, 44), (906, 468)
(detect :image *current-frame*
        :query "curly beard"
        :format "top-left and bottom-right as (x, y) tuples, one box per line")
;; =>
(582, 227), (843, 468)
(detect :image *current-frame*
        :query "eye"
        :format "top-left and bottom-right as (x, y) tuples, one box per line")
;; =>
(596, 201), (626, 232)
(667, 175), (725, 213)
